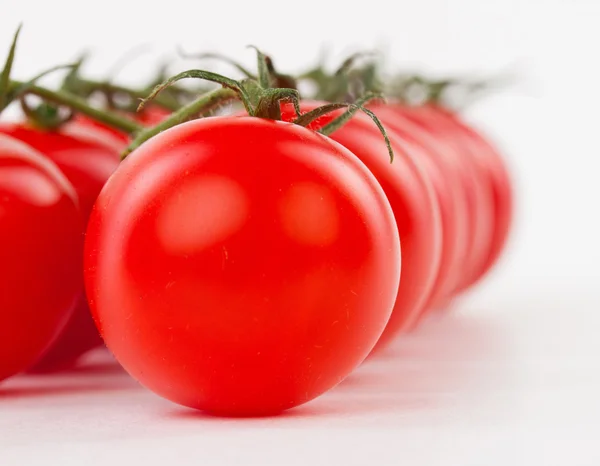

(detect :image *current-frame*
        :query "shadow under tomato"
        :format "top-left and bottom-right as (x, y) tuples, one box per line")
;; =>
(0, 379), (138, 400)
(313, 308), (513, 416)
(162, 308), (512, 421)
(23, 347), (126, 377)
(166, 406), (316, 422)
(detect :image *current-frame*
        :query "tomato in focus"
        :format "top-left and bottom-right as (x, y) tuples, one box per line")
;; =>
(84, 116), (400, 415)
(0, 134), (83, 382)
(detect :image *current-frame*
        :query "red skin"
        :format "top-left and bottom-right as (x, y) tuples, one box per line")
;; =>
(0, 124), (121, 372)
(68, 106), (171, 147)
(426, 106), (513, 289)
(84, 116), (401, 416)
(278, 102), (443, 346)
(397, 105), (496, 295)
(367, 102), (470, 313)
(0, 134), (83, 382)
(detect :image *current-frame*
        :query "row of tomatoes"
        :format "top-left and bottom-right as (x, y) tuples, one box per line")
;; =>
(0, 76), (512, 416)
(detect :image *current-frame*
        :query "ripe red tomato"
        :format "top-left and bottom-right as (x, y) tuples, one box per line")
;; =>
(397, 105), (496, 295)
(68, 106), (171, 147)
(0, 134), (83, 382)
(84, 116), (400, 415)
(367, 102), (470, 312)
(0, 123), (121, 371)
(277, 102), (442, 346)
(427, 106), (513, 289)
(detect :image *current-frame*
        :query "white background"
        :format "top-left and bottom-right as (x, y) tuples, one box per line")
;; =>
(2, 1), (600, 464)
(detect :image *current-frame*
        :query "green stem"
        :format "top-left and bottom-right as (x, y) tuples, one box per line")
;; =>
(0, 24), (22, 111)
(254, 88), (301, 120)
(138, 69), (254, 115)
(122, 87), (237, 159)
(318, 93), (394, 162)
(248, 46), (271, 89)
(14, 82), (141, 134)
(78, 79), (181, 111)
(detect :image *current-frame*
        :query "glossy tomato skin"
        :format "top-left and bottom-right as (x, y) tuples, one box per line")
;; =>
(0, 124), (120, 371)
(278, 102), (442, 347)
(368, 102), (470, 313)
(0, 134), (83, 382)
(429, 106), (513, 289)
(398, 105), (495, 295)
(85, 117), (400, 416)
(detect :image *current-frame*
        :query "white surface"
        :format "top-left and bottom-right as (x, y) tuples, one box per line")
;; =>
(2, 281), (600, 465)
(2, 0), (600, 464)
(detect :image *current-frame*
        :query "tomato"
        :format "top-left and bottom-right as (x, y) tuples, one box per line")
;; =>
(426, 106), (513, 289)
(367, 102), (470, 312)
(397, 105), (496, 295)
(84, 116), (400, 415)
(277, 102), (442, 346)
(68, 106), (171, 147)
(0, 123), (121, 371)
(0, 134), (83, 382)
(62, 115), (128, 152)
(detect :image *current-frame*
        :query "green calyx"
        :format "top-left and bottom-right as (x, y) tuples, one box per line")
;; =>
(125, 47), (394, 162)
(299, 52), (384, 102)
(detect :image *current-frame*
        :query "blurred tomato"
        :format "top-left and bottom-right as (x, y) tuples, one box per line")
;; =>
(0, 123), (121, 371)
(431, 106), (513, 288)
(397, 105), (496, 295)
(0, 134), (83, 381)
(368, 102), (470, 314)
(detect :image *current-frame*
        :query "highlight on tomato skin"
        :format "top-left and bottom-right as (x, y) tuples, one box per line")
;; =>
(84, 116), (401, 416)
(0, 133), (84, 382)
(0, 123), (121, 372)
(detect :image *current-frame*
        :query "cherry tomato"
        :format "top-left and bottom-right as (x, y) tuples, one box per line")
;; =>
(398, 105), (495, 295)
(427, 106), (513, 289)
(278, 102), (442, 347)
(68, 106), (171, 147)
(367, 102), (470, 313)
(0, 123), (121, 371)
(0, 134), (83, 382)
(85, 116), (400, 415)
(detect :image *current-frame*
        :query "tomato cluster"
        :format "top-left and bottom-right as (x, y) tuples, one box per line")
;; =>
(0, 31), (512, 416)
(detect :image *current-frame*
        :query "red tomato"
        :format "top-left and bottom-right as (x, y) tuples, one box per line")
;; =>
(397, 105), (496, 295)
(68, 106), (171, 147)
(0, 134), (83, 382)
(277, 102), (442, 347)
(367, 102), (470, 313)
(0, 124), (121, 371)
(84, 116), (400, 415)
(63, 115), (128, 152)
(427, 106), (513, 289)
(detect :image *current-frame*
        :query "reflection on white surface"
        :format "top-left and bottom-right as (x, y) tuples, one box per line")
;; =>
(1, 284), (599, 465)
